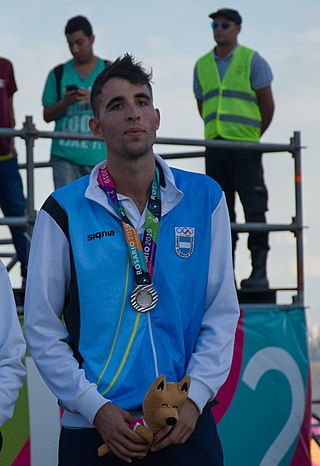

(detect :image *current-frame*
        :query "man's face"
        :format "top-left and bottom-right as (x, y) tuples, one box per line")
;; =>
(89, 78), (160, 162)
(212, 16), (240, 47)
(66, 30), (94, 63)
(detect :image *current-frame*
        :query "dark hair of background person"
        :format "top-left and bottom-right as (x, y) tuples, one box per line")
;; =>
(65, 15), (93, 37)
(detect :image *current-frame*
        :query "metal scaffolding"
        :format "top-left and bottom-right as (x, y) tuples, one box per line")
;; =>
(0, 116), (304, 309)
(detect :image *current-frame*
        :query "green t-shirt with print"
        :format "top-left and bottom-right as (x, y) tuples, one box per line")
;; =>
(42, 58), (106, 166)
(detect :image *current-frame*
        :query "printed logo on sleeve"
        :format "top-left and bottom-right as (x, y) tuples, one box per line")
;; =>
(175, 227), (195, 258)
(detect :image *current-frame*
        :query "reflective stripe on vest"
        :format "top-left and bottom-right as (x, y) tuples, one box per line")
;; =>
(196, 46), (262, 142)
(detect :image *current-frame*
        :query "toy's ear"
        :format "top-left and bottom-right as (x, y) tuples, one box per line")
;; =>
(156, 374), (166, 391)
(178, 374), (191, 393)
(157, 380), (165, 390)
(146, 374), (166, 396)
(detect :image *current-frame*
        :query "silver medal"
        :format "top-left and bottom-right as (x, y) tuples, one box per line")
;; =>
(130, 284), (158, 312)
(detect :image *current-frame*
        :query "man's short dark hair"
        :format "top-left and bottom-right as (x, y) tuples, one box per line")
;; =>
(90, 54), (153, 117)
(65, 15), (93, 37)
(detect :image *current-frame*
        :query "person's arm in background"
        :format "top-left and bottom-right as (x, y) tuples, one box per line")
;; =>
(8, 95), (17, 157)
(7, 61), (18, 156)
(193, 64), (203, 118)
(196, 99), (203, 118)
(256, 85), (275, 135)
(8, 96), (15, 128)
(251, 52), (275, 136)
(43, 89), (83, 123)
(42, 69), (88, 123)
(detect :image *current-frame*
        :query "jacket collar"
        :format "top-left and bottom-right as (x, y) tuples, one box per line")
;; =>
(85, 154), (183, 217)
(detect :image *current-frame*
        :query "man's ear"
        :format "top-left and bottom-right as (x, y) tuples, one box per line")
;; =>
(155, 108), (161, 131)
(89, 117), (102, 138)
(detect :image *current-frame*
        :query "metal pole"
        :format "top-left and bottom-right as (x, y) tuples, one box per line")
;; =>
(292, 131), (304, 307)
(23, 116), (37, 247)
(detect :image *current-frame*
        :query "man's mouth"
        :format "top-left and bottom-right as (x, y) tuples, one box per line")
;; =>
(125, 128), (145, 136)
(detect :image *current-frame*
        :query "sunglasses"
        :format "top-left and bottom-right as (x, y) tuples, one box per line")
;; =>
(211, 21), (232, 30)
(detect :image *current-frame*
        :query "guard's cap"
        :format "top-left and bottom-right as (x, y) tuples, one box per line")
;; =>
(208, 8), (242, 25)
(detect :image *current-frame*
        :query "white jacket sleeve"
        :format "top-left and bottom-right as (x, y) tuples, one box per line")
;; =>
(187, 194), (240, 412)
(0, 261), (26, 427)
(24, 210), (108, 425)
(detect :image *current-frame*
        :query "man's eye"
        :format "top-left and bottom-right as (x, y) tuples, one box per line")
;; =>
(138, 100), (148, 106)
(110, 103), (122, 111)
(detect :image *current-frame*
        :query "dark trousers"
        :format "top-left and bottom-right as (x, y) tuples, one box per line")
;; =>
(206, 146), (269, 253)
(58, 409), (223, 466)
(0, 157), (27, 273)
(0, 431), (2, 452)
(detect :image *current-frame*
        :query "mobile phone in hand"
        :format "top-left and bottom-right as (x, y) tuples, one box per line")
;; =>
(66, 85), (78, 91)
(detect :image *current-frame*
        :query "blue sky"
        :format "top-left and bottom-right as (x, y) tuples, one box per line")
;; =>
(1, 0), (320, 327)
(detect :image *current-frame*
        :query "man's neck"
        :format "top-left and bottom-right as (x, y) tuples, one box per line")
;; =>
(107, 155), (156, 214)
(73, 55), (98, 78)
(215, 42), (237, 59)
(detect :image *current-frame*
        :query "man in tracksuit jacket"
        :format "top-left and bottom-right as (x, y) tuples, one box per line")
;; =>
(25, 54), (239, 466)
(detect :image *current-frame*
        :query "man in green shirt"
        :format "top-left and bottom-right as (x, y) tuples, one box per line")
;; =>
(42, 16), (111, 188)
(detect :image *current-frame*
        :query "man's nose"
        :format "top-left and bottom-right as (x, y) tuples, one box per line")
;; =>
(71, 44), (79, 55)
(127, 104), (140, 120)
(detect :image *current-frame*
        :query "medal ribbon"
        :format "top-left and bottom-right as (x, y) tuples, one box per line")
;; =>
(97, 163), (161, 284)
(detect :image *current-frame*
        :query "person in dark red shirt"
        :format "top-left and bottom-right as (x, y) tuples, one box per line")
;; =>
(0, 58), (27, 285)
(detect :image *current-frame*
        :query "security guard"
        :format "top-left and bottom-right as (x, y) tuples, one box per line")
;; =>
(194, 8), (275, 289)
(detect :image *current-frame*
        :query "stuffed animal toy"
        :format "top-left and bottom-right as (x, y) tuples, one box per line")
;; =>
(97, 374), (191, 457)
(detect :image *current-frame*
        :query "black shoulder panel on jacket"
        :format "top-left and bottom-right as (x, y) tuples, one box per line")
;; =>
(41, 195), (83, 365)
(42, 195), (70, 242)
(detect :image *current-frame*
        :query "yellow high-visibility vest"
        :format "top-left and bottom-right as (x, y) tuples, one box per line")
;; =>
(196, 45), (262, 141)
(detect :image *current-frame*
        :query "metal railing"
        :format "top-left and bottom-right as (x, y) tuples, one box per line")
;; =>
(0, 116), (304, 308)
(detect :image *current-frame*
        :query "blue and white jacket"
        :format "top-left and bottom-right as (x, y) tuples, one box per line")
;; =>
(24, 155), (239, 429)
